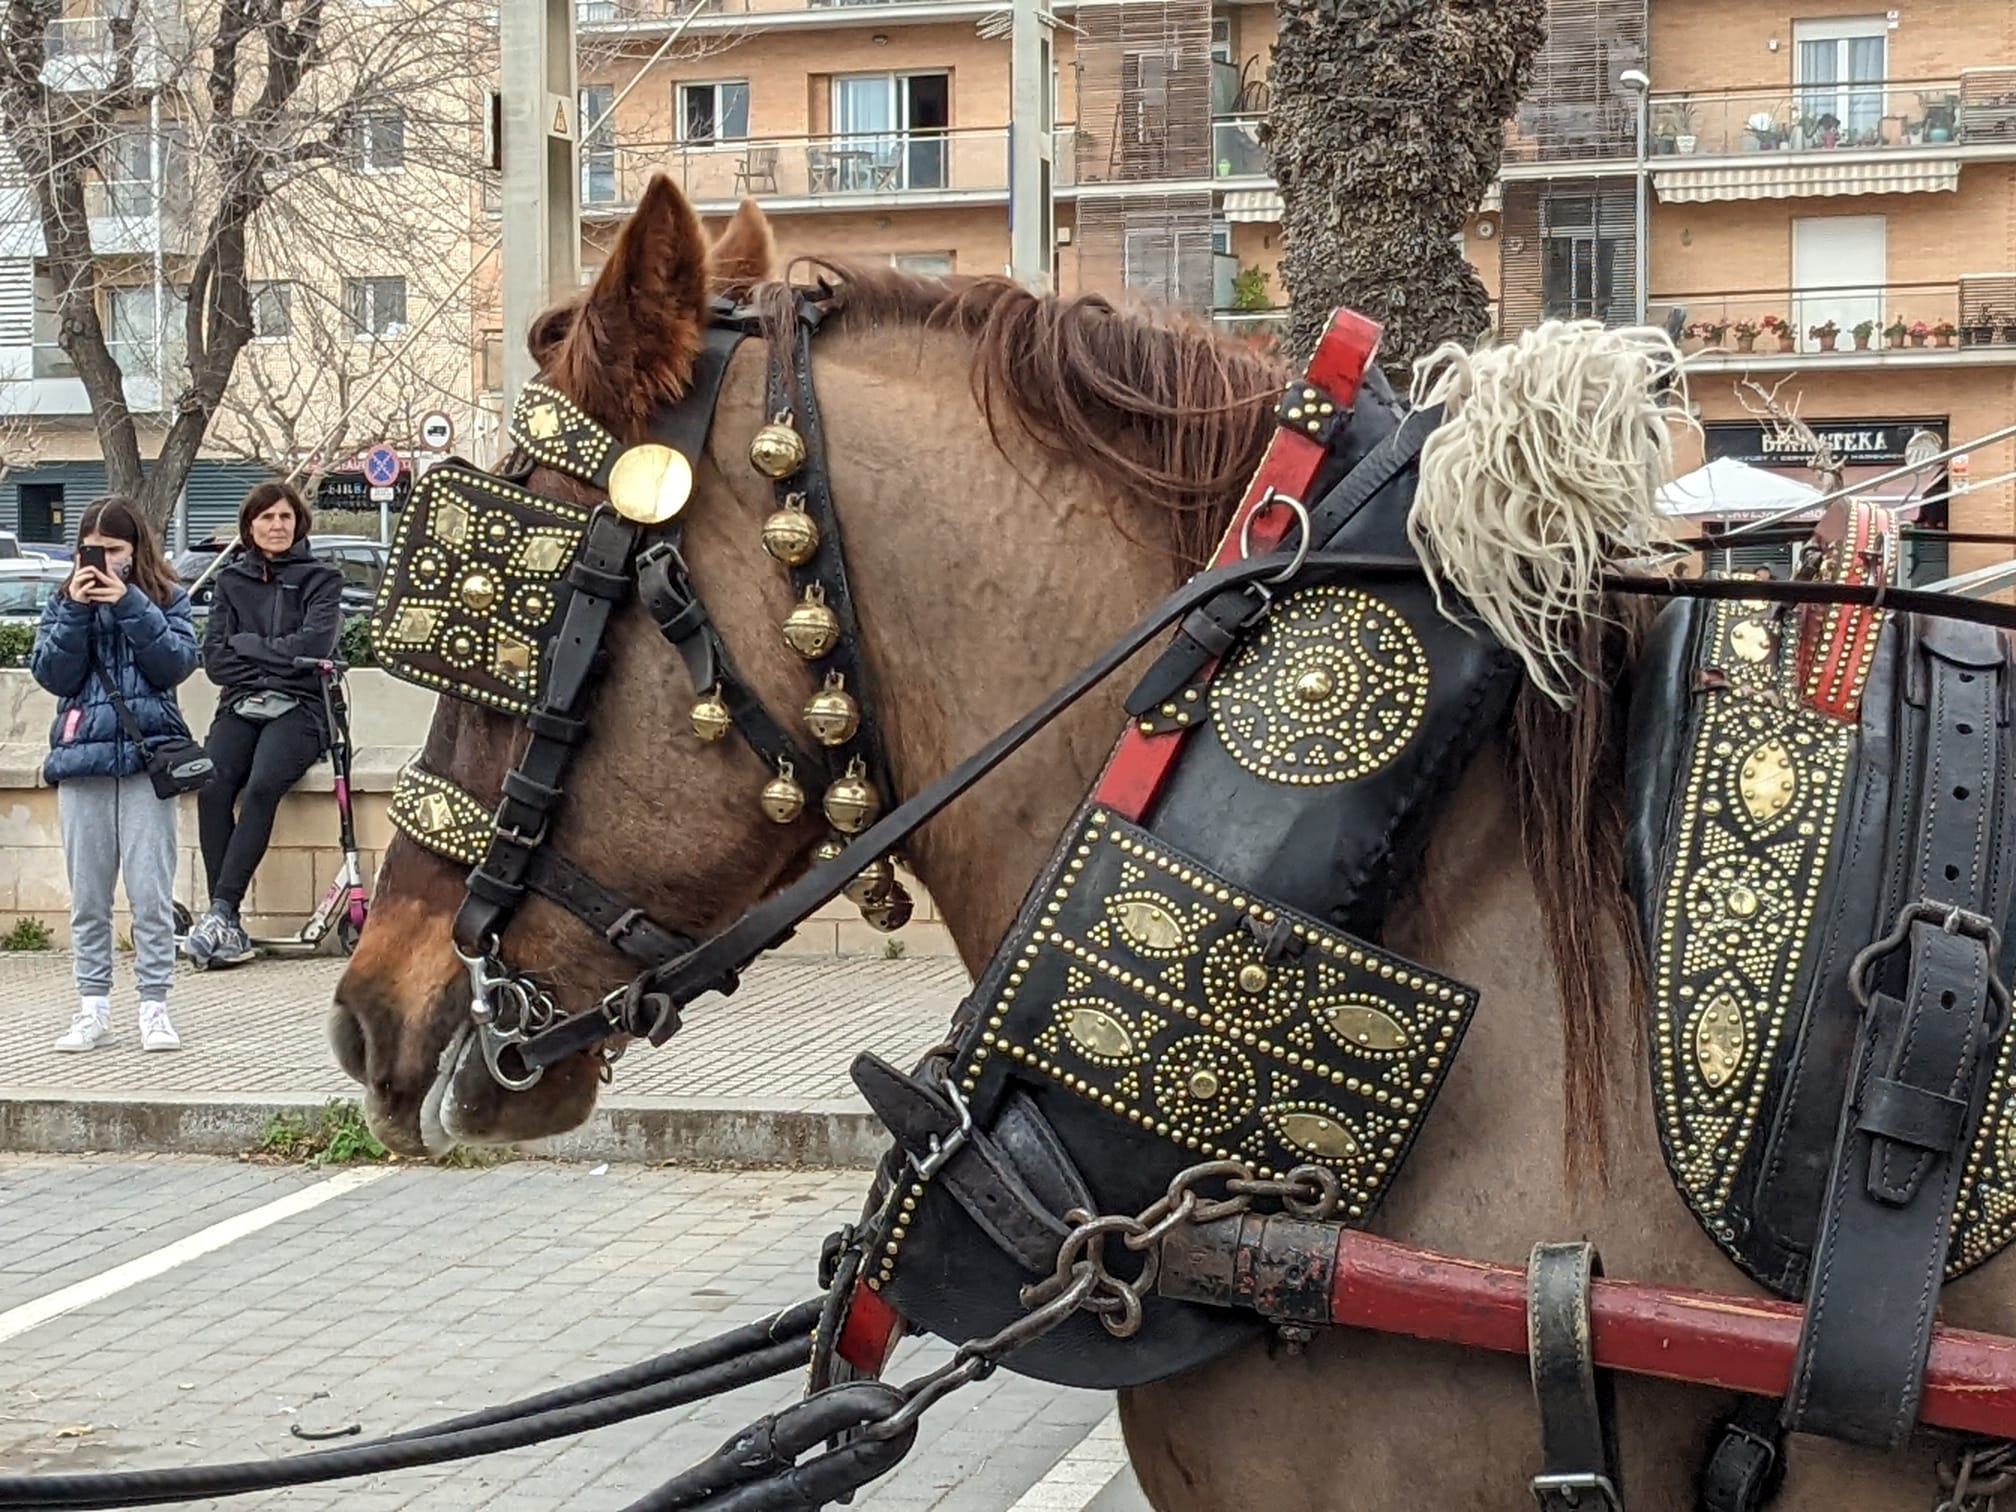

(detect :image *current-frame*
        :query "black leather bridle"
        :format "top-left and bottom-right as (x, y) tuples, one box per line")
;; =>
(381, 291), (902, 1090)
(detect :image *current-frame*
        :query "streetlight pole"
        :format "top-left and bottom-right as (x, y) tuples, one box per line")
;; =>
(501, 0), (581, 414)
(1621, 69), (1650, 326)
(1007, 0), (1053, 289)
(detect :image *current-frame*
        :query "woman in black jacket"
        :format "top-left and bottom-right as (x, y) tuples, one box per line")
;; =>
(184, 481), (343, 969)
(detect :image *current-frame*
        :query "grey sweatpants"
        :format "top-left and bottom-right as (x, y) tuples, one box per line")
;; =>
(58, 774), (179, 1002)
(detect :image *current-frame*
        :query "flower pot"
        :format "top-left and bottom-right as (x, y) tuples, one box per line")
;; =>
(1820, 334), (1840, 351)
(1936, 333), (1955, 347)
(2000, 324), (2016, 345)
(1910, 333), (1928, 347)
(1736, 334), (1757, 352)
(1886, 333), (1906, 349)
(1676, 134), (1697, 154)
(1853, 333), (1871, 350)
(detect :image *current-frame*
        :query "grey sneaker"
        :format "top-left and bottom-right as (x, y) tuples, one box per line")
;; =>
(210, 918), (256, 967)
(182, 909), (227, 967)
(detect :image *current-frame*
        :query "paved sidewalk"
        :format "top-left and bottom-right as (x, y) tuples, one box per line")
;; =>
(0, 952), (971, 1162)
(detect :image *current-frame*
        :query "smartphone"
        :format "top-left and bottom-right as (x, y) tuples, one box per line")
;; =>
(78, 544), (107, 575)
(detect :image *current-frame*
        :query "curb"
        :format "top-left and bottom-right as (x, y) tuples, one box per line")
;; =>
(0, 1091), (890, 1168)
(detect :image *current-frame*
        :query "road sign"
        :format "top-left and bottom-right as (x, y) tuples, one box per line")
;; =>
(369, 486), (396, 502)
(419, 412), (454, 451)
(363, 445), (401, 488)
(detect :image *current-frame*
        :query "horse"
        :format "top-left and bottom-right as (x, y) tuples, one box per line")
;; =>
(330, 176), (2016, 1509)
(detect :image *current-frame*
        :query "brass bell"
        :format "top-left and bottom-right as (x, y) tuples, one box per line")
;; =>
(690, 690), (732, 743)
(782, 584), (841, 660)
(813, 836), (847, 866)
(760, 764), (807, 824)
(749, 413), (807, 480)
(804, 672), (860, 747)
(842, 853), (896, 907)
(860, 881), (914, 933)
(761, 496), (820, 568)
(823, 760), (881, 834)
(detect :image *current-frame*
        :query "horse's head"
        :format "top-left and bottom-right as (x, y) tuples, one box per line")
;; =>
(331, 181), (835, 1154)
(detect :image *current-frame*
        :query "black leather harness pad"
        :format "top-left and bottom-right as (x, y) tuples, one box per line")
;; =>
(856, 807), (1478, 1387)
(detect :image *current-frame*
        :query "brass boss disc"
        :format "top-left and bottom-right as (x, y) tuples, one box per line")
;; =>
(607, 444), (694, 525)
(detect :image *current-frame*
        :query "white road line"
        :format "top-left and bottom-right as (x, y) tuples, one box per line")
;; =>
(0, 1166), (391, 1346)
(1009, 1410), (1137, 1512)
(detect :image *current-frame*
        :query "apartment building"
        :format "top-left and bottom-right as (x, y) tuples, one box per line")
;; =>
(517, 0), (2013, 585)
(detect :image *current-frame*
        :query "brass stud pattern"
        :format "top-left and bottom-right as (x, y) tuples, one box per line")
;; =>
(1211, 585), (1431, 787)
(387, 765), (495, 867)
(508, 380), (618, 482)
(370, 466), (589, 716)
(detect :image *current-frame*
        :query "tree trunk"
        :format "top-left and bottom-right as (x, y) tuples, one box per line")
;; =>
(1267, 0), (1547, 385)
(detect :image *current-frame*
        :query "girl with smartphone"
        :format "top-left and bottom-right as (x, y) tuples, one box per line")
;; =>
(30, 496), (200, 1052)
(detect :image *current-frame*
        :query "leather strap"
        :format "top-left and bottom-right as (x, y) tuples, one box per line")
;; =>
(1698, 1398), (1785, 1512)
(1527, 1241), (1623, 1512)
(1785, 616), (2011, 1448)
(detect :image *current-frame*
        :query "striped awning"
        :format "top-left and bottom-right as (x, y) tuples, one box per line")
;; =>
(1219, 183), (1502, 221)
(1654, 158), (1961, 203)
(1221, 188), (1282, 222)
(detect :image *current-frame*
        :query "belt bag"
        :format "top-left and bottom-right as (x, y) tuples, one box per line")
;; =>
(90, 655), (213, 800)
(232, 689), (302, 723)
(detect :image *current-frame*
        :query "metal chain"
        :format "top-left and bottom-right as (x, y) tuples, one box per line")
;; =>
(1937, 1441), (2016, 1512)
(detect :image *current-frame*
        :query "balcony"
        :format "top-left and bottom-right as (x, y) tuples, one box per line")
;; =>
(1651, 74), (2016, 162)
(577, 128), (1009, 215)
(1645, 279), (2016, 371)
(576, 0), (995, 36)
(18, 341), (168, 414)
(1214, 308), (1286, 348)
(39, 11), (186, 93)
(1212, 116), (1268, 181)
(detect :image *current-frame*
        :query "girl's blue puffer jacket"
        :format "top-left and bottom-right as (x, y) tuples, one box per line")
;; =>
(31, 583), (201, 785)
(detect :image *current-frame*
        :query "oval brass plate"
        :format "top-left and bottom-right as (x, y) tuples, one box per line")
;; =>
(607, 443), (694, 524)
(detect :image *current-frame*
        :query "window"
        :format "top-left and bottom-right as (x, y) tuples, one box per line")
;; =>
(344, 277), (407, 339)
(101, 127), (154, 221)
(331, 545), (381, 592)
(1791, 215), (1885, 353)
(1539, 190), (1634, 325)
(889, 252), (953, 275)
(249, 281), (292, 340)
(1121, 224), (1215, 312)
(580, 85), (616, 204)
(480, 328), (504, 393)
(679, 81), (749, 143)
(830, 72), (949, 191)
(351, 110), (406, 173)
(106, 285), (160, 377)
(1795, 18), (1888, 145)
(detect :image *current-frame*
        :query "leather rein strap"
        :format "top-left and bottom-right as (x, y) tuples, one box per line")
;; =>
(514, 555), (2016, 1076)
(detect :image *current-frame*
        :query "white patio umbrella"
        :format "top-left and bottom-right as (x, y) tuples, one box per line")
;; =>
(1656, 456), (1826, 522)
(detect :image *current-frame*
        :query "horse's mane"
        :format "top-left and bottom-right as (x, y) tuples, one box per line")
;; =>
(748, 260), (1640, 1180)
(752, 260), (1291, 575)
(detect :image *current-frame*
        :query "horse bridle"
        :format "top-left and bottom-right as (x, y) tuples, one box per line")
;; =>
(381, 291), (908, 1090)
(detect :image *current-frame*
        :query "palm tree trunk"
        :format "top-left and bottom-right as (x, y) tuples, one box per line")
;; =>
(1268, 0), (1547, 385)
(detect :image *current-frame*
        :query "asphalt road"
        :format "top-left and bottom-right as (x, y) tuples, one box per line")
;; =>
(0, 1155), (1154, 1511)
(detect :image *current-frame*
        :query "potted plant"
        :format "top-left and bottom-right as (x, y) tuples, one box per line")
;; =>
(1920, 91), (1961, 143)
(1658, 96), (1699, 155)
(1884, 315), (1908, 349)
(1744, 111), (1782, 152)
(1933, 319), (1957, 347)
(1808, 318), (1841, 351)
(1851, 318), (1875, 350)
(1909, 320), (1931, 347)
(1963, 307), (1997, 345)
(2001, 312), (2016, 345)
(1731, 317), (1761, 352)
(1760, 313), (1790, 350)
(1685, 318), (1730, 350)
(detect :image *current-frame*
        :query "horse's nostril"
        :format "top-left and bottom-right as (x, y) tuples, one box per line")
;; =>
(329, 1005), (368, 1084)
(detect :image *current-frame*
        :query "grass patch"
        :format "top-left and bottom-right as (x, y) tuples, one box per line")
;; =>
(882, 938), (907, 960)
(257, 1100), (390, 1166)
(2, 917), (52, 952)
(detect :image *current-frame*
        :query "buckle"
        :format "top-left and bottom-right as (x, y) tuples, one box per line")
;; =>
(1850, 900), (2011, 1036)
(1530, 1472), (1622, 1512)
(908, 1079), (974, 1182)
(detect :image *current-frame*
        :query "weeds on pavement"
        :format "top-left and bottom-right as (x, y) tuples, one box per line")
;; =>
(255, 1100), (513, 1168)
(2, 918), (52, 951)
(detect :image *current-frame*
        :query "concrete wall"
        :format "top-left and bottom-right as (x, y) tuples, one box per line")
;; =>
(0, 669), (953, 957)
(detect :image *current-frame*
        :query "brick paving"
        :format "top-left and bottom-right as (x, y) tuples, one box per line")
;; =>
(0, 952), (970, 1106)
(0, 1155), (1129, 1511)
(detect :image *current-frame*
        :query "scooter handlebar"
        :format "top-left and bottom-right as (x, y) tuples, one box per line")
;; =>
(291, 656), (350, 675)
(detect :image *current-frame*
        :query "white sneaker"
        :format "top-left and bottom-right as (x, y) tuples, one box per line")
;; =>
(54, 1001), (111, 1052)
(139, 1001), (182, 1052)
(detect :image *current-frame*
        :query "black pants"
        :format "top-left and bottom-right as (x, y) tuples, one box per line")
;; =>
(198, 706), (325, 910)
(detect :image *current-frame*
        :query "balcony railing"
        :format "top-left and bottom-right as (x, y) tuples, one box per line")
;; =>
(578, 128), (1008, 210)
(1212, 115), (1268, 178)
(576, 0), (972, 24)
(1644, 280), (2016, 357)
(1213, 308), (1287, 346)
(1645, 77), (2016, 160)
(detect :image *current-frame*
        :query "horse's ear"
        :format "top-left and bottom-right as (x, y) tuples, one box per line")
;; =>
(526, 303), (575, 368)
(554, 174), (709, 426)
(709, 197), (777, 292)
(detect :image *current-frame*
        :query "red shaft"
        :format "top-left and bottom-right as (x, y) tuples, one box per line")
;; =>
(1325, 1228), (2016, 1438)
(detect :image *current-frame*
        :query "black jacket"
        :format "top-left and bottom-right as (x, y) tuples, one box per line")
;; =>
(202, 542), (344, 706)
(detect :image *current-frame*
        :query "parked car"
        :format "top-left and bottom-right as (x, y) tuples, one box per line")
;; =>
(176, 534), (388, 618)
(0, 557), (72, 625)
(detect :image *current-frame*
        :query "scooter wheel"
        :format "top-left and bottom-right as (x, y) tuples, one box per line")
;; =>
(337, 914), (363, 956)
(173, 901), (194, 938)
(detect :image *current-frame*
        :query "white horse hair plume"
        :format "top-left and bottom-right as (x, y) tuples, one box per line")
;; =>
(1404, 318), (1692, 707)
